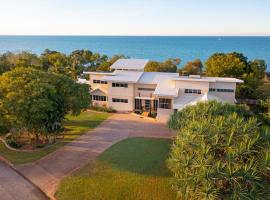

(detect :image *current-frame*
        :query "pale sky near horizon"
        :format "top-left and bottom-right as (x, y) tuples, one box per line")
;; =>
(0, 0), (269, 36)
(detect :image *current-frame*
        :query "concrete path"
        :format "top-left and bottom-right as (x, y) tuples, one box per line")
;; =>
(16, 113), (174, 199)
(0, 160), (48, 200)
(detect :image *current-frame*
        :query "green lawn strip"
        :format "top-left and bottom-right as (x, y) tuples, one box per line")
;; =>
(56, 137), (177, 200)
(0, 111), (110, 165)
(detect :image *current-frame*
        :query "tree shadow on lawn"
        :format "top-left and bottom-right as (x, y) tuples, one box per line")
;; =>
(97, 137), (172, 177)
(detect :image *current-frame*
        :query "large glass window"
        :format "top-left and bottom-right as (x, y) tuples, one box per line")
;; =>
(91, 95), (107, 101)
(112, 83), (128, 88)
(159, 98), (172, 109)
(112, 98), (128, 103)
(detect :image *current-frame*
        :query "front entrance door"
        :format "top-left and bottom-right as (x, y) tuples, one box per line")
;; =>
(145, 100), (151, 111)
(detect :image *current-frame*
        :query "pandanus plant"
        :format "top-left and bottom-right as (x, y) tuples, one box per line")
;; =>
(167, 101), (270, 200)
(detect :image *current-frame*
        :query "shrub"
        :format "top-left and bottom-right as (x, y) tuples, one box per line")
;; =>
(89, 105), (116, 113)
(168, 101), (250, 130)
(5, 136), (22, 149)
(167, 101), (270, 199)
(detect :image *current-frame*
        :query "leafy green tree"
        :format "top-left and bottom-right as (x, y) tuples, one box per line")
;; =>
(0, 52), (13, 74)
(205, 52), (267, 99)
(144, 58), (180, 72)
(168, 101), (270, 200)
(179, 59), (203, 75)
(0, 51), (42, 74)
(0, 67), (90, 142)
(206, 52), (247, 77)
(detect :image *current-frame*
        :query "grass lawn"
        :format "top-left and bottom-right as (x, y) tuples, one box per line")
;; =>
(56, 137), (177, 200)
(0, 111), (110, 165)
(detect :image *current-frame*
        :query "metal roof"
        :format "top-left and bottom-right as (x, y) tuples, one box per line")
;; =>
(110, 59), (149, 71)
(173, 76), (243, 83)
(138, 72), (178, 84)
(101, 70), (144, 83)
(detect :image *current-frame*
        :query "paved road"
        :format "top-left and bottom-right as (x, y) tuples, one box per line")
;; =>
(0, 160), (48, 200)
(16, 113), (174, 199)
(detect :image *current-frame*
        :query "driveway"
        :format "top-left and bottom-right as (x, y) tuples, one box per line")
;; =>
(0, 160), (48, 200)
(16, 113), (174, 199)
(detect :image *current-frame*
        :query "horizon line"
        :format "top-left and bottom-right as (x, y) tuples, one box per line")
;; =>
(0, 34), (270, 37)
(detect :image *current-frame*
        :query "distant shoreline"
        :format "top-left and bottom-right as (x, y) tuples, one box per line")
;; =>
(0, 36), (269, 70)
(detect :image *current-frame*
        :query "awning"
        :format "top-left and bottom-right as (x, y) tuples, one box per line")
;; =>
(90, 88), (108, 96)
(135, 96), (155, 100)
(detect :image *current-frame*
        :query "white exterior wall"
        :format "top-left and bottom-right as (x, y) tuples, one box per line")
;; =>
(134, 84), (156, 98)
(175, 80), (210, 95)
(89, 74), (109, 92)
(92, 100), (108, 107)
(209, 82), (237, 103)
(156, 108), (174, 123)
(156, 97), (174, 123)
(107, 82), (135, 111)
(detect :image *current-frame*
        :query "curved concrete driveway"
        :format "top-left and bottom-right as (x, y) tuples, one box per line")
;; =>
(0, 160), (48, 200)
(16, 113), (174, 199)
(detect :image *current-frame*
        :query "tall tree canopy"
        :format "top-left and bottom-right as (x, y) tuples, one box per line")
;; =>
(205, 52), (267, 99)
(0, 67), (90, 139)
(179, 58), (203, 75)
(144, 58), (180, 72)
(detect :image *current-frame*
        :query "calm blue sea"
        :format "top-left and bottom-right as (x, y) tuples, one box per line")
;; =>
(0, 36), (269, 70)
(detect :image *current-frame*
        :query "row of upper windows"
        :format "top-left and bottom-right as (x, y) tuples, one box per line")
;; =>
(93, 80), (108, 84)
(112, 83), (128, 88)
(92, 81), (234, 94)
(185, 88), (234, 94)
(93, 80), (128, 88)
(184, 89), (202, 94)
(209, 88), (234, 93)
(91, 95), (128, 104)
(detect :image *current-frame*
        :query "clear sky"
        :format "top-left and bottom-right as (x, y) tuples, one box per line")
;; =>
(0, 0), (269, 36)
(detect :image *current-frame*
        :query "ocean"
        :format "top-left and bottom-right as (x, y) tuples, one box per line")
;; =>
(0, 36), (269, 70)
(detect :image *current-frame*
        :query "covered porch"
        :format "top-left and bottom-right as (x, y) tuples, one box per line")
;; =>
(134, 97), (158, 117)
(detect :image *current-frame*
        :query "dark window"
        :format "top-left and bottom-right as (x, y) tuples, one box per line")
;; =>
(93, 80), (107, 84)
(154, 100), (158, 111)
(138, 88), (155, 91)
(112, 98), (128, 103)
(135, 99), (142, 110)
(184, 89), (202, 94)
(112, 83), (128, 88)
(217, 88), (234, 93)
(91, 95), (107, 101)
(209, 88), (216, 92)
(159, 98), (172, 109)
(145, 100), (151, 111)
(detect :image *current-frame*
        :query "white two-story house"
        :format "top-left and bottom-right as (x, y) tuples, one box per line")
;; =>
(84, 59), (243, 122)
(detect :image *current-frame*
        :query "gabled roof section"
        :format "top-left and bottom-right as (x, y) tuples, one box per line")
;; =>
(90, 88), (108, 96)
(101, 70), (144, 83)
(110, 59), (149, 71)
